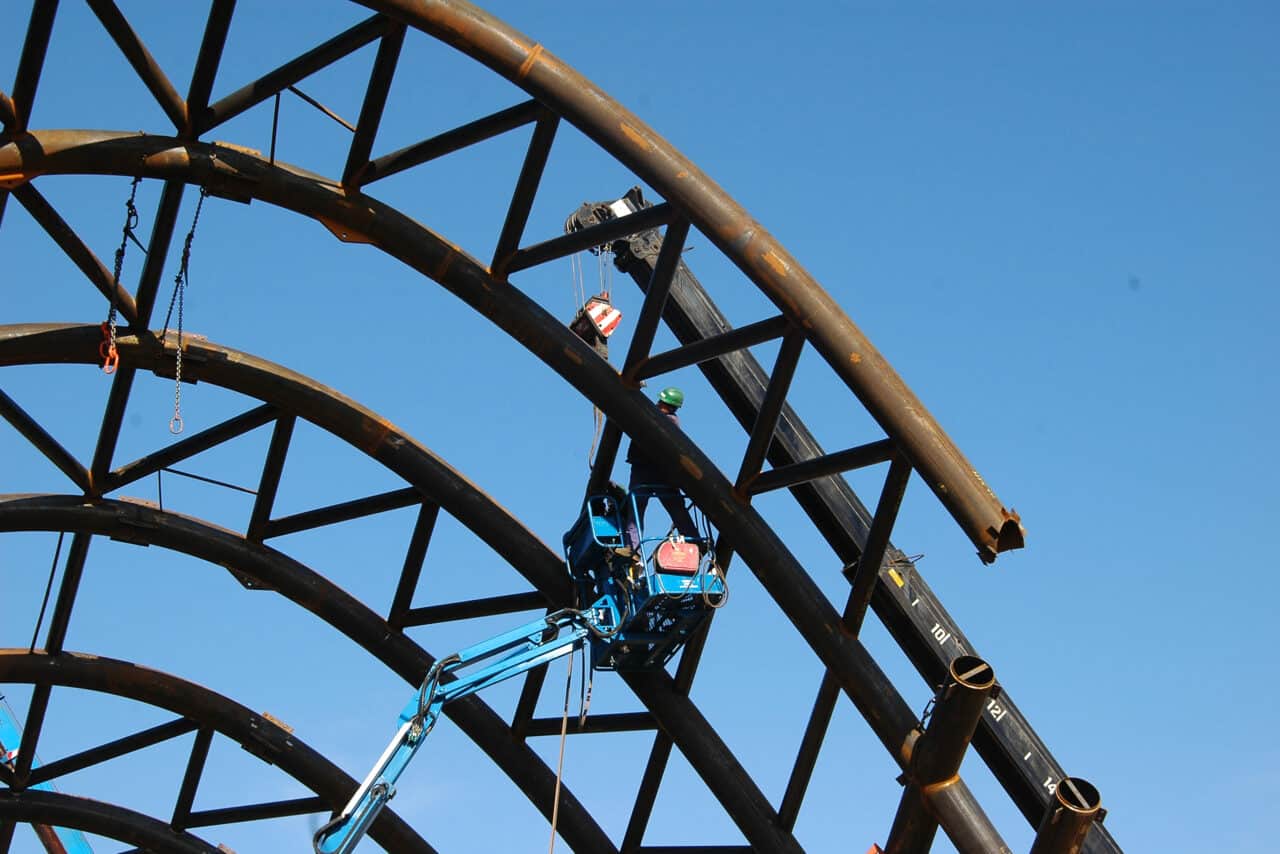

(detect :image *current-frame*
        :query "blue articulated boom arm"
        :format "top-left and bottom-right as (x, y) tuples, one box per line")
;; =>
(313, 599), (621, 854)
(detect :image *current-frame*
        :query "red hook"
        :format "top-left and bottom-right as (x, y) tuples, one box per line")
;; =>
(98, 322), (119, 374)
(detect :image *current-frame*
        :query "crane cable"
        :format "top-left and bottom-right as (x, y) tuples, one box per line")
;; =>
(548, 649), (575, 854)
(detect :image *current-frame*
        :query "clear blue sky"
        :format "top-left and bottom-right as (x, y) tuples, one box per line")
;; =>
(2, 2), (1277, 851)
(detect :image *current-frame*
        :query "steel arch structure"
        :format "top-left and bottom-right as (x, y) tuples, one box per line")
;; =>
(0, 2), (1113, 853)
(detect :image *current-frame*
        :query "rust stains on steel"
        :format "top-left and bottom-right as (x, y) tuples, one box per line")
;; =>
(357, 0), (1024, 562)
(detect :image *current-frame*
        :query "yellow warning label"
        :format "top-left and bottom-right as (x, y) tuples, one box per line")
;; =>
(887, 568), (905, 588)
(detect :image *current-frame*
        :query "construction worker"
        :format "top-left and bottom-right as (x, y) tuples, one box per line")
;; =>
(623, 386), (700, 551)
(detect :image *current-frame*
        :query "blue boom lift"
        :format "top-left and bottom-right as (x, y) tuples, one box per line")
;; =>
(314, 486), (726, 853)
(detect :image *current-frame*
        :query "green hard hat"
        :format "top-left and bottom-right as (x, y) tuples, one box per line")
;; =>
(658, 387), (684, 408)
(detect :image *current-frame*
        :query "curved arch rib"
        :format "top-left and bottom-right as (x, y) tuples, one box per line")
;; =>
(0, 649), (433, 853)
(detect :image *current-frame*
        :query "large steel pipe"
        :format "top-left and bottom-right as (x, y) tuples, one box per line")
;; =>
(355, 0), (1024, 562)
(1031, 777), (1103, 854)
(884, 655), (1000, 854)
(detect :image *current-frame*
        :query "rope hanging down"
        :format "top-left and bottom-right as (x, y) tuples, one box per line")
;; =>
(160, 188), (209, 434)
(100, 176), (145, 373)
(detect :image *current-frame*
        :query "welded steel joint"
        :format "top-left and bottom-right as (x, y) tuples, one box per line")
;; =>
(884, 655), (1001, 854)
(1030, 776), (1105, 854)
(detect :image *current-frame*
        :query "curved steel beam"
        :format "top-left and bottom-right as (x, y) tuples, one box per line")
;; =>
(0, 649), (432, 854)
(0, 789), (218, 854)
(352, 0), (1023, 561)
(1, 320), (923, 771)
(0, 493), (616, 854)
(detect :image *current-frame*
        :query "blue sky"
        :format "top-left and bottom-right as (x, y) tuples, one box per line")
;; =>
(2, 2), (1277, 851)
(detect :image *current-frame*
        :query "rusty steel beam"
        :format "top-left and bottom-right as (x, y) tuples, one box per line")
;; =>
(358, 0), (1023, 562)
(0, 114), (1013, 837)
(1031, 778), (1103, 854)
(0, 650), (432, 853)
(182, 0), (237, 138)
(130, 180), (187, 330)
(10, 183), (141, 326)
(201, 14), (388, 134)
(343, 21), (406, 186)
(362, 99), (542, 185)
(86, 0), (187, 131)
(884, 656), (1002, 854)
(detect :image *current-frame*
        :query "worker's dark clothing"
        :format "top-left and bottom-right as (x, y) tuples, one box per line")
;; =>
(625, 408), (699, 548)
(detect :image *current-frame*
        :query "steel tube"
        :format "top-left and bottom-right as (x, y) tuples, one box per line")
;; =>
(30, 719), (197, 787)
(262, 486), (421, 538)
(1031, 777), (1103, 854)
(884, 655), (997, 854)
(0, 389), (90, 491)
(622, 216), (690, 379)
(11, 0), (59, 132)
(343, 22), (405, 186)
(357, 0), (1024, 563)
(86, 0), (186, 131)
(106, 404), (277, 491)
(183, 0), (236, 138)
(490, 111), (559, 275)
(506, 202), (673, 276)
(927, 777), (1012, 854)
(0, 789), (218, 854)
(748, 438), (897, 496)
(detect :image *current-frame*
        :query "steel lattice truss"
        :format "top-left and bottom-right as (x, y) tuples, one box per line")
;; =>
(0, 2), (1117, 852)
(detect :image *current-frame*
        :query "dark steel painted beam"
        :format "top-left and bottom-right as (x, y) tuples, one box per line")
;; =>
(29, 718), (197, 787)
(522, 712), (654, 737)
(201, 15), (388, 134)
(85, 0), (186, 131)
(844, 454), (912, 637)
(0, 790), (218, 854)
(777, 673), (838, 832)
(884, 656), (1000, 854)
(505, 203), (673, 277)
(922, 777), (1011, 854)
(0, 389), (90, 492)
(246, 415), (295, 542)
(735, 328), (804, 490)
(11, 0), (59, 132)
(621, 217), (690, 381)
(748, 437), (897, 497)
(361, 99), (542, 185)
(359, 0), (1024, 560)
(0, 817), (12, 853)
(490, 110), (559, 277)
(586, 420), (623, 495)
(13, 684), (51, 785)
(623, 669), (802, 854)
(0, 650), (432, 853)
(182, 0), (237, 138)
(11, 184), (140, 325)
(186, 796), (327, 827)
(633, 314), (789, 383)
(389, 501), (439, 628)
(105, 403), (278, 492)
(170, 727), (213, 831)
(261, 486), (421, 539)
(0, 122), (1011, 842)
(40, 531), (92, 656)
(613, 242), (1124, 851)
(0, 92), (14, 133)
(510, 660), (549, 741)
(343, 22), (406, 187)
(0, 499), (611, 853)
(88, 367), (137, 493)
(639, 849), (753, 854)
(130, 180), (186, 330)
(399, 591), (547, 627)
